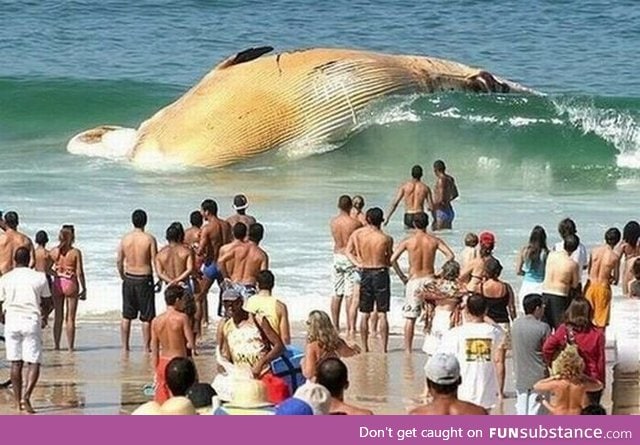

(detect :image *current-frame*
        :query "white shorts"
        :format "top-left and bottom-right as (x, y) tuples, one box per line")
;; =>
(332, 254), (357, 297)
(402, 277), (433, 319)
(5, 314), (43, 364)
(422, 308), (453, 355)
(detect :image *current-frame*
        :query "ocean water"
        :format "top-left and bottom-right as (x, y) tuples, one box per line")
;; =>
(1, 0), (640, 327)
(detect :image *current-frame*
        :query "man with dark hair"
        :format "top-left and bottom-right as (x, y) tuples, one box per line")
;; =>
(511, 294), (551, 415)
(226, 194), (257, 230)
(244, 269), (291, 344)
(166, 357), (198, 398)
(151, 285), (195, 404)
(410, 353), (487, 415)
(441, 294), (503, 411)
(184, 210), (203, 250)
(385, 165), (433, 229)
(585, 227), (621, 328)
(197, 199), (231, 322)
(542, 234), (581, 329)
(316, 357), (373, 415)
(554, 218), (588, 276)
(0, 247), (51, 413)
(117, 209), (158, 352)
(0, 211), (35, 275)
(330, 195), (362, 333)
(432, 160), (459, 231)
(345, 207), (393, 353)
(390, 212), (454, 353)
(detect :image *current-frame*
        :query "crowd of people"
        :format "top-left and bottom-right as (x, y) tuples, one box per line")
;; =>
(1, 158), (639, 416)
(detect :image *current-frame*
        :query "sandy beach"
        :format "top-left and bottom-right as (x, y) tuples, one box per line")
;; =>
(0, 318), (628, 415)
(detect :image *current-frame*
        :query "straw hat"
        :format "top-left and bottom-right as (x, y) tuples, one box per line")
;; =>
(160, 396), (197, 415)
(226, 378), (273, 409)
(131, 401), (162, 415)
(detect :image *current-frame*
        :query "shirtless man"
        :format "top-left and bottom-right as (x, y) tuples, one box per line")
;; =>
(0, 212), (35, 275)
(410, 353), (487, 415)
(218, 223), (269, 297)
(226, 194), (257, 229)
(533, 346), (602, 415)
(150, 285), (195, 404)
(585, 228), (621, 328)
(184, 211), (203, 251)
(385, 165), (433, 229)
(432, 160), (459, 231)
(541, 234), (581, 329)
(330, 195), (362, 334)
(345, 208), (393, 353)
(117, 209), (158, 352)
(155, 224), (195, 289)
(184, 211), (205, 322)
(316, 357), (373, 415)
(390, 212), (454, 353)
(196, 199), (231, 321)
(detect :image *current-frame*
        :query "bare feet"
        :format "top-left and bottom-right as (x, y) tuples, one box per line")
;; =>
(20, 400), (35, 414)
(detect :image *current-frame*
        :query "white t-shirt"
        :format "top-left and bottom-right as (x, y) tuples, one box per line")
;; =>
(441, 322), (504, 409)
(0, 267), (51, 320)
(553, 241), (588, 274)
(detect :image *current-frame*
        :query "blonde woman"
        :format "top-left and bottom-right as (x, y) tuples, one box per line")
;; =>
(50, 225), (86, 351)
(302, 310), (360, 380)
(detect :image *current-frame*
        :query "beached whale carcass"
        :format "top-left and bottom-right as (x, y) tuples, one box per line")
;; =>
(68, 47), (532, 167)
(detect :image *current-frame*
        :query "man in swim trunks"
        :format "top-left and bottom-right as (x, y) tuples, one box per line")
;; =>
(226, 194), (257, 230)
(184, 210), (203, 252)
(184, 211), (205, 322)
(345, 208), (393, 353)
(196, 199), (231, 321)
(541, 234), (581, 329)
(329, 195), (362, 334)
(0, 212), (35, 275)
(390, 212), (454, 353)
(585, 228), (621, 328)
(117, 209), (159, 352)
(150, 285), (195, 404)
(384, 165), (433, 230)
(432, 160), (459, 231)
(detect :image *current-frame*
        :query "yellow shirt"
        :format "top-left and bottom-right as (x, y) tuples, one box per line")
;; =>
(244, 293), (282, 337)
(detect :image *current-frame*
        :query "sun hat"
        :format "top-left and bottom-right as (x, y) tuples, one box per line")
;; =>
(160, 396), (197, 415)
(275, 397), (314, 415)
(233, 194), (249, 211)
(293, 382), (331, 415)
(424, 353), (461, 385)
(226, 378), (274, 409)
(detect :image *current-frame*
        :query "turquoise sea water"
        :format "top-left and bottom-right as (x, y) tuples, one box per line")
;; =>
(1, 0), (639, 325)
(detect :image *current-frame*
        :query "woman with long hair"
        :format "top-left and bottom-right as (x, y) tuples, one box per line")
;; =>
(542, 298), (605, 404)
(619, 221), (640, 296)
(460, 231), (496, 293)
(50, 225), (86, 351)
(480, 258), (516, 399)
(302, 310), (360, 380)
(516, 225), (549, 307)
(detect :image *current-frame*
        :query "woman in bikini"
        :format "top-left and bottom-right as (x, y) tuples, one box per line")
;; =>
(460, 231), (496, 293)
(480, 257), (516, 399)
(50, 225), (86, 351)
(302, 310), (360, 380)
(619, 221), (640, 296)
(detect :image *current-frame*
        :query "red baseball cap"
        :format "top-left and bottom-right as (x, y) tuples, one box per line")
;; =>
(479, 231), (496, 247)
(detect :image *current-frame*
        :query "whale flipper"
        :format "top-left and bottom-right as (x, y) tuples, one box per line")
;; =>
(217, 46), (274, 70)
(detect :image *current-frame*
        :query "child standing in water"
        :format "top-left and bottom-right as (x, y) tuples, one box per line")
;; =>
(460, 233), (478, 270)
(34, 230), (54, 327)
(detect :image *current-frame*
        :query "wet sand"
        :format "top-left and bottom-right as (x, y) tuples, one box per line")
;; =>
(0, 319), (630, 415)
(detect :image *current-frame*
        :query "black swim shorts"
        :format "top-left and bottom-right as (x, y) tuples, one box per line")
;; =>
(122, 273), (156, 322)
(359, 268), (391, 313)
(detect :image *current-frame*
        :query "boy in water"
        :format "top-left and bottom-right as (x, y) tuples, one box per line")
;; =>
(533, 345), (602, 415)
(460, 233), (478, 269)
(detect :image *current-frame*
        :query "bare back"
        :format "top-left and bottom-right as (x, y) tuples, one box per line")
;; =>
(220, 242), (268, 285)
(331, 213), (362, 254)
(434, 174), (458, 210)
(198, 217), (231, 262)
(152, 309), (190, 359)
(330, 399), (373, 415)
(543, 251), (579, 296)
(156, 244), (193, 282)
(227, 214), (257, 230)
(405, 232), (451, 278)
(589, 245), (620, 285)
(34, 246), (53, 274)
(541, 379), (588, 415)
(402, 180), (432, 213)
(184, 227), (201, 250)
(119, 230), (157, 276)
(410, 398), (487, 415)
(352, 227), (393, 268)
(51, 246), (80, 276)
(0, 230), (33, 274)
